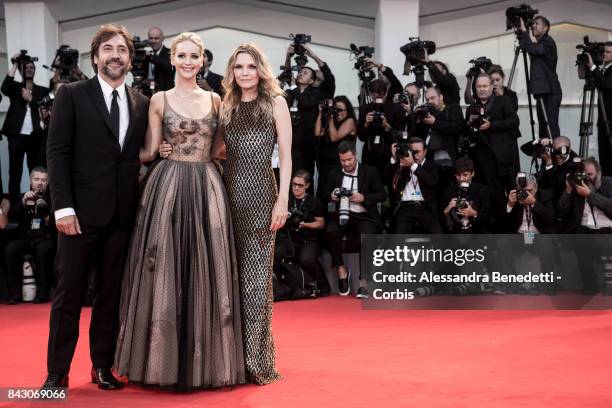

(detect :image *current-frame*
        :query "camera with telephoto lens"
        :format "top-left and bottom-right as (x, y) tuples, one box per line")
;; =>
(52, 45), (79, 82)
(532, 139), (552, 158)
(516, 173), (529, 202)
(568, 158), (587, 186)
(334, 187), (353, 226)
(11, 49), (38, 66)
(505, 3), (539, 31)
(414, 102), (437, 120)
(467, 57), (493, 78)
(320, 99), (340, 123)
(400, 37), (436, 68)
(466, 103), (488, 131)
(290, 33), (311, 68)
(576, 36), (606, 79)
(349, 43), (376, 82)
(25, 191), (49, 218)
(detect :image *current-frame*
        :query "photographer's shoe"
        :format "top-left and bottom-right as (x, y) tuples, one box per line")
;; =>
(356, 287), (369, 299)
(91, 367), (125, 390)
(338, 269), (351, 296)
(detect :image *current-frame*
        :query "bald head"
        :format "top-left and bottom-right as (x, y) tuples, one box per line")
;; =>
(148, 27), (164, 51)
(553, 136), (571, 150)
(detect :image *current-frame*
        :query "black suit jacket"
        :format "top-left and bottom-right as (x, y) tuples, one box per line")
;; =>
(323, 163), (386, 224)
(557, 176), (612, 233)
(47, 77), (149, 228)
(428, 103), (465, 161)
(1, 75), (49, 137)
(427, 62), (461, 106)
(204, 70), (224, 97)
(149, 46), (174, 92)
(504, 188), (556, 233)
(593, 64), (612, 126)
(443, 181), (492, 233)
(388, 159), (439, 216)
(519, 32), (562, 96)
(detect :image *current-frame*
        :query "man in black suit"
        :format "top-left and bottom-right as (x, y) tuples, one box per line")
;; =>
(422, 51), (461, 106)
(388, 137), (442, 234)
(197, 49), (224, 96)
(1, 55), (50, 202)
(323, 141), (385, 298)
(505, 173), (556, 234)
(587, 42), (612, 175)
(145, 27), (174, 92)
(557, 157), (612, 293)
(43, 24), (150, 391)
(466, 73), (521, 229)
(518, 16), (562, 139)
(537, 136), (577, 203)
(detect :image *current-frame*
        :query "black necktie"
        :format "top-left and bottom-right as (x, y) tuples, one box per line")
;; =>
(110, 89), (119, 140)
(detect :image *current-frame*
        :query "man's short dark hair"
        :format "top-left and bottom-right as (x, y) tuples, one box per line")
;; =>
(293, 169), (311, 184)
(605, 41), (612, 48)
(90, 24), (134, 74)
(369, 79), (388, 95)
(338, 140), (357, 155)
(487, 64), (505, 78)
(407, 137), (425, 150)
(534, 16), (551, 31)
(454, 157), (474, 174)
(204, 49), (213, 65)
(30, 166), (47, 176)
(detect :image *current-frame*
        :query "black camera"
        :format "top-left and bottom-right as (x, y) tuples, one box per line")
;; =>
(395, 143), (414, 161)
(52, 45), (79, 82)
(290, 33), (311, 68)
(11, 49), (38, 66)
(320, 99), (340, 123)
(415, 102), (437, 120)
(25, 192), (49, 218)
(532, 139), (552, 158)
(334, 187), (353, 199)
(392, 92), (412, 105)
(400, 37), (436, 68)
(467, 57), (493, 78)
(466, 103), (488, 131)
(287, 207), (305, 227)
(516, 173), (529, 202)
(456, 182), (471, 210)
(505, 3), (539, 31)
(371, 98), (385, 127)
(568, 158), (587, 186)
(349, 43), (376, 82)
(576, 36), (606, 79)
(37, 92), (55, 110)
(130, 36), (153, 96)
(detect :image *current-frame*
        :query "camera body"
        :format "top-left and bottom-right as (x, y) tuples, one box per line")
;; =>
(320, 99), (340, 123)
(415, 102), (437, 120)
(532, 139), (552, 158)
(456, 182), (471, 210)
(467, 57), (493, 78)
(25, 191), (49, 219)
(466, 103), (488, 131)
(350, 43), (376, 82)
(516, 173), (529, 202)
(505, 3), (539, 31)
(395, 143), (415, 161)
(37, 92), (55, 111)
(400, 37), (436, 67)
(568, 158), (588, 186)
(130, 36), (153, 95)
(52, 45), (79, 82)
(576, 36), (605, 79)
(287, 207), (306, 229)
(11, 49), (38, 66)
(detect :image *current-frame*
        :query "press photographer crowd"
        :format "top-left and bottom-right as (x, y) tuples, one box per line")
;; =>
(1, 3), (612, 304)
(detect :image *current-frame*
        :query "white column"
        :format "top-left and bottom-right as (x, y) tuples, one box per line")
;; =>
(375, 0), (419, 85)
(4, 2), (58, 85)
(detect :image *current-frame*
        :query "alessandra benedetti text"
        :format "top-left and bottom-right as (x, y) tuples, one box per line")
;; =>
(372, 271), (558, 284)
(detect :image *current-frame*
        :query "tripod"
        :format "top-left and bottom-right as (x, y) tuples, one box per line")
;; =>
(578, 73), (612, 159)
(411, 64), (429, 104)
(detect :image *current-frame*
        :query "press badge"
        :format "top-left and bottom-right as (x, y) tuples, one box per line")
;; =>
(524, 231), (535, 245)
(374, 135), (381, 144)
(31, 218), (42, 230)
(410, 190), (423, 201)
(402, 131), (408, 140)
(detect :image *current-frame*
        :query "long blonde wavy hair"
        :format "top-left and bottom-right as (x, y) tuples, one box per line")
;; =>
(170, 32), (205, 60)
(220, 42), (284, 125)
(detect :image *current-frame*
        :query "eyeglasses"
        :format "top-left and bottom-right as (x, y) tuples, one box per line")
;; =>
(292, 182), (306, 188)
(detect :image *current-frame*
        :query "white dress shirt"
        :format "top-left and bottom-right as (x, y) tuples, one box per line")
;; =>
(20, 105), (33, 135)
(55, 75), (130, 221)
(341, 163), (366, 213)
(401, 160), (426, 202)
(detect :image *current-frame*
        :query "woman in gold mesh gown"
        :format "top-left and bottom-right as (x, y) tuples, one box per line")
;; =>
(114, 33), (245, 389)
(215, 43), (292, 385)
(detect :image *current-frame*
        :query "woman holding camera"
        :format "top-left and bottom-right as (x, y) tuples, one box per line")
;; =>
(314, 95), (357, 201)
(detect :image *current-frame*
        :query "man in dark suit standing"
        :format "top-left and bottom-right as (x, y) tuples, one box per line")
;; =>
(146, 27), (174, 92)
(587, 42), (612, 175)
(1, 55), (49, 202)
(42, 24), (150, 391)
(197, 49), (224, 97)
(518, 15), (562, 139)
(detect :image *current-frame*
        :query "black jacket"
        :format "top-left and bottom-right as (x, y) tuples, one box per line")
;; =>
(9, 190), (56, 242)
(380, 67), (403, 103)
(388, 159), (439, 216)
(147, 45), (174, 92)
(519, 32), (562, 96)
(426, 103), (465, 161)
(323, 163), (386, 225)
(537, 152), (577, 203)
(1, 75), (49, 137)
(504, 188), (557, 234)
(203, 70), (224, 97)
(593, 64), (612, 127)
(46, 77), (149, 228)
(557, 176), (612, 233)
(358, 101), (405, 166)
(427, 62), (461, 106)
(443, 181), (492, 233)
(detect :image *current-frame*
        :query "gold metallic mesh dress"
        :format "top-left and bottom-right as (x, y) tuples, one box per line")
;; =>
(223, 100), (282, 385)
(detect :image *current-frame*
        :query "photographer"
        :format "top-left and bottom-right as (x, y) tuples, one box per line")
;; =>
(465, 73), (520, 228)
(422, 51), (460, 106)
(537, 135), (577, 202)
(145, 27), (174, 92)
(285, 44), (335, 176)
(518, 16), (562, 139)
(362, 57), (404, 103)
(48, 46), (88, 90)
(586, 42), (612, 175)
(505, 173), (556, 234)
(557, 157), (612, 293)
(197, 49), (224, 96)
(465, 64), (519, 113)
(323, 141), (385, 298)
(4, 167), (56, 304)
(1, 52), (50, 203)
(443, 157), (492, 233)
(387, 137), (442, 233)
(315, 96), (357, 201)
(358, 79), (405, 178)
(274, 170), (329, 297)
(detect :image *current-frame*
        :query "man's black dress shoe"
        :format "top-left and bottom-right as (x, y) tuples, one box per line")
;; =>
(41, 372), (69, 389)
(91, 367), (125, 390)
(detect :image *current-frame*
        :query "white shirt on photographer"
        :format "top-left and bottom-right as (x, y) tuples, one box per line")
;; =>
(341, 163), (366, 213)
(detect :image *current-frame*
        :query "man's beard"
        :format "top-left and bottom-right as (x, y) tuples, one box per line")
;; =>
(101, 59), (128, 80)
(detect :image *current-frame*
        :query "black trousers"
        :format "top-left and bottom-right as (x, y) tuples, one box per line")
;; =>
(47, 210), (130, 374)
(536, 93), (562, 139)
(274, 236), (329, 295)
(392, 202), (443, 234)
(325, 211), (377, 271)
(4, 237), (56, 300)
(8, 134), (44, 203)
(598, 122), (612, 177)
(573, 226), (612, 292)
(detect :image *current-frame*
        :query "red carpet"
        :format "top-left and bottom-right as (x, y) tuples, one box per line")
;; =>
(1, 297), (611, 407)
